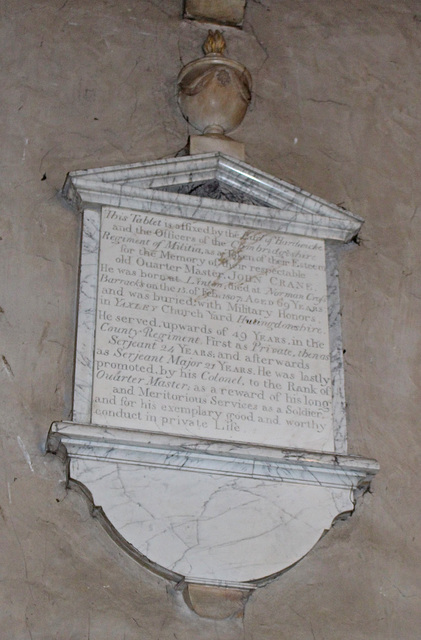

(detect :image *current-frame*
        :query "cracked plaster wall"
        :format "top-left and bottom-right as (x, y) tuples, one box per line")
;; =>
(1, 0), (421, 638)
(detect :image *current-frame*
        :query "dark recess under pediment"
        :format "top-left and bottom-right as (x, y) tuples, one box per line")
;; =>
(161, 178), (269, 207)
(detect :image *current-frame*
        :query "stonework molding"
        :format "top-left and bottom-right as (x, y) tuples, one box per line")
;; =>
(49, 422), (378, 494)
(63, 153), (363, 243)
(184, 0), (247, 27)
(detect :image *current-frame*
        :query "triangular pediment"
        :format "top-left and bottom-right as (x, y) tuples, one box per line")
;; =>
(64, 153), (363, 242)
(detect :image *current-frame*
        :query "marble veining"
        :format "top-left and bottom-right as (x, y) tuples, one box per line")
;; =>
(92, 214), (335, 451)
(67, 454), (355, 584)
(72, 209), (100, 423)
(49, 421), (379, 491)
(326, 243), (348, 454)
(65, 153), (361, 224)
(68, 180), (359, 242)
(48, 153), (379, 587)
(72, 204), (349, 455)
(63, 153), (363, 242)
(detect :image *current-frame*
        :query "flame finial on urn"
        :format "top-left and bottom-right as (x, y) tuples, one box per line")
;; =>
(177, 31), (252, 143)
(202, 30), (226, 55)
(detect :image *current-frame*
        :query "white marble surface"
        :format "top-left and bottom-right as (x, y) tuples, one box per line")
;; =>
(71, 458), (352, 584)
(72, 209), (100, 423)
(326, 243), (348, 453)
(49, 422), (379, 488)
(91, 207), (335, 451)
(67, 154), (354, 453)
(49, 421), (378, 585)
(55, 153), (375, 587)
(63, 153), (363, 243)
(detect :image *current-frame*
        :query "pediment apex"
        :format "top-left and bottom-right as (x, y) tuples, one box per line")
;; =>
(64, 152), (363, 242)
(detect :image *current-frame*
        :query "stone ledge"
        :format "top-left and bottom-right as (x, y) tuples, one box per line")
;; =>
(48, 421), (378, 492)
(184, 0), (246, 27)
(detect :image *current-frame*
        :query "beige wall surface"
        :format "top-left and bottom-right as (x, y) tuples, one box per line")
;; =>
(1, 0), (421, 638)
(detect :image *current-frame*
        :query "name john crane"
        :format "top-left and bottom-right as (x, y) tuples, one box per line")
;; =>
(92, 207), (333, 451)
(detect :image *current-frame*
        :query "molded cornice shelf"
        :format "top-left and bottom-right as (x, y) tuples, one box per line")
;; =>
(49, 421), (378, 493)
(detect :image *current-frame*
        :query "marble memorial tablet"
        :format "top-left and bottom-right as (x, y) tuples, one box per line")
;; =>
(49, 154), (378, 591)
(92, 206), (333, 451)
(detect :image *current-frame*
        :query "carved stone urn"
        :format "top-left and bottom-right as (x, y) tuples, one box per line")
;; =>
(177, 31), (252, 137)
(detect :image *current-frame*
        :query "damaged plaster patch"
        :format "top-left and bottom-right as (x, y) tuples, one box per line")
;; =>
(1, 355), (14, 378)
(17, 436), (34, 473)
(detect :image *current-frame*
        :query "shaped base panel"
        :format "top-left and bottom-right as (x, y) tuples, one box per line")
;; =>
(48, 422), (378, 586)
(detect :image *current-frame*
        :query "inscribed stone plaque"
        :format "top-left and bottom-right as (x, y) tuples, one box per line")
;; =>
(92, 206), (334, 451)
